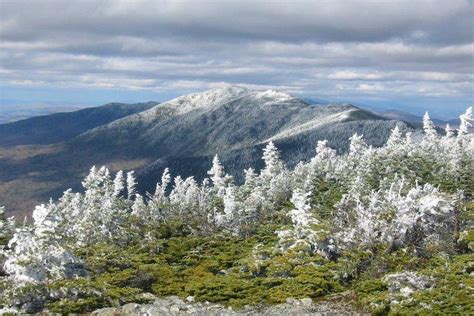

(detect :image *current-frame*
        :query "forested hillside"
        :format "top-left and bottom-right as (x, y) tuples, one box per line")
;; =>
(0, 87), (405, 217)
(0, 102), (158, 147)
(0, 107), (472, 314)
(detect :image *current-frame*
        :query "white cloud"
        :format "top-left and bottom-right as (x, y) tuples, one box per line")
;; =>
(329, 71), (384, 80)
(357, 84), (385, 91)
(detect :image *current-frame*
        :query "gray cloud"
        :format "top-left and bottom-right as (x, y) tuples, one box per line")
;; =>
(1, 0), (472, 44)
(0, 0), (473, 114)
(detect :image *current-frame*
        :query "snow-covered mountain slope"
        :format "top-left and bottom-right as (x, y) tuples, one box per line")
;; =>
(71, 86), (404, 187)
(78, 87), (385, 154)
(0, 87), (407, 215)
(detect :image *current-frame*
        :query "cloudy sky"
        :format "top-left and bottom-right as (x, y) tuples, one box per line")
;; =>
(0, 0), (473, 118)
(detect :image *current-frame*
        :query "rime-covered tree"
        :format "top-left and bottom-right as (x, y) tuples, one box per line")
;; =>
(261, 141), (284, 179)
(113, 170), (125, 197)
(126, 171), (137, 200)
(334, 179), (458, 253)
(458, 106), (473, 137)
(349, 133), (368, 157)
(422, 111), (437, 138)
(207, 155), (233, 197)
(311, 140), (337, 173)
(0, 207), (15, 247)
(385, 125), (404, 150)
(277, 189), (328, 255)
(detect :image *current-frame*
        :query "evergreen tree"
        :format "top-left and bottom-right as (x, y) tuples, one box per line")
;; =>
(261, 141), (284, 178)
(113, 170), (125, 197)
(422, 111), (437, 138)
(444, 124), (455, 138)
(458, 106), (473, 137)
(126, 171), (137, 200)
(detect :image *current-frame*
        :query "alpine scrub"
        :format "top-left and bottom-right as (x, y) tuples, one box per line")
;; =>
(0, 107), (473, 314)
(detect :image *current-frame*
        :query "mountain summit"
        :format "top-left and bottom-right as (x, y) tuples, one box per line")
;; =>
(77, 86), (387, 158)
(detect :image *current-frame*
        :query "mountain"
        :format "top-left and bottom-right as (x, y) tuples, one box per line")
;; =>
(0, 105), (88, 124)
(0, 102), (158, 146)
(376, 109), (458, 128)
(301, 97), (331, 105)
(77, 87), (391, 157)
(73, 87), (403, 185)
(0, 87), (407, 217)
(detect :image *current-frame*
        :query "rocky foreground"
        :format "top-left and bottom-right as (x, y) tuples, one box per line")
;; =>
(91, 294), (365, 316)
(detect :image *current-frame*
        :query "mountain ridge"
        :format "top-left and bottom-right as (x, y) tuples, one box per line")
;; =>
(0, 101), (159, 147)
(0, 87), (407, 216)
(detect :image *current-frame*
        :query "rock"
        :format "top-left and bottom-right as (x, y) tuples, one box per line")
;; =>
(136, 292), (157, 302)
(168, 295), (183, 304)
(154, 297), (173, 306)
(170, 305), (180, 313)
(90, 294), (365, 315)
(91, 307), (120, 316)
(142, 306), (167, 315)
(301, 298), (313, 307)
(384, 271), (433, 295)
(122, 303), (140, 316)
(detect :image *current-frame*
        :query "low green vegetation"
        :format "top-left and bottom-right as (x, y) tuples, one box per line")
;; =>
(13, 211), (465, 314)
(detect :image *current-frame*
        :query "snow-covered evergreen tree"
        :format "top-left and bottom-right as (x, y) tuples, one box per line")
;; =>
(261, 141), (284, 178)
(154, 167), (171, 202)
(113, 170), (125, 197)
(458, 106), (473, 137)
(349, 133), (368, 157)
(277, 189), (328, 255)
(385, 125), (404, 149)
(422, 111), (437, 138)
(207, 155), (233, 197)
(311, 140), (337, 172)
(444, 124), (455, 138)
(334, 179), (458, 253)
(126, 171), (137, 200)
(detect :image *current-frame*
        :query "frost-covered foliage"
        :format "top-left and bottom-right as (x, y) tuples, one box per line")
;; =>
(384, 272), (434, 299)
(334, 180), (458, 252)
(422, 112), (437, 138)
(0, 107), (472, 313)
(458, 106), (473, 136)
(276, 189), (330, 256)
(0, 207), (15, 246)
(3, 227), (85, 284)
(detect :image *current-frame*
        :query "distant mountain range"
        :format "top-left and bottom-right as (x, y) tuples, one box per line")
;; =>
(0, 102), (158, 146)
(0, 87), (410, 217)
(373, 109), (459, 128)
(303, 99), (458, 128)
(0, 105), (89, 124)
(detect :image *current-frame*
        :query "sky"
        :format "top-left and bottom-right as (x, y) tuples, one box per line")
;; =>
(0, 0), (473, 119)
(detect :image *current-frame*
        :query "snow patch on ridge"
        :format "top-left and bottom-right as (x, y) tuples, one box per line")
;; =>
(266, 109), (356, 142)
(140, 86), (299, 118)
(162, 86), (252, 115)
(253, 89), (296, 103)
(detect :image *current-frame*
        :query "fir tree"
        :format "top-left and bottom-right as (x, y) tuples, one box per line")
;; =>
(422, 111), (437, 138)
